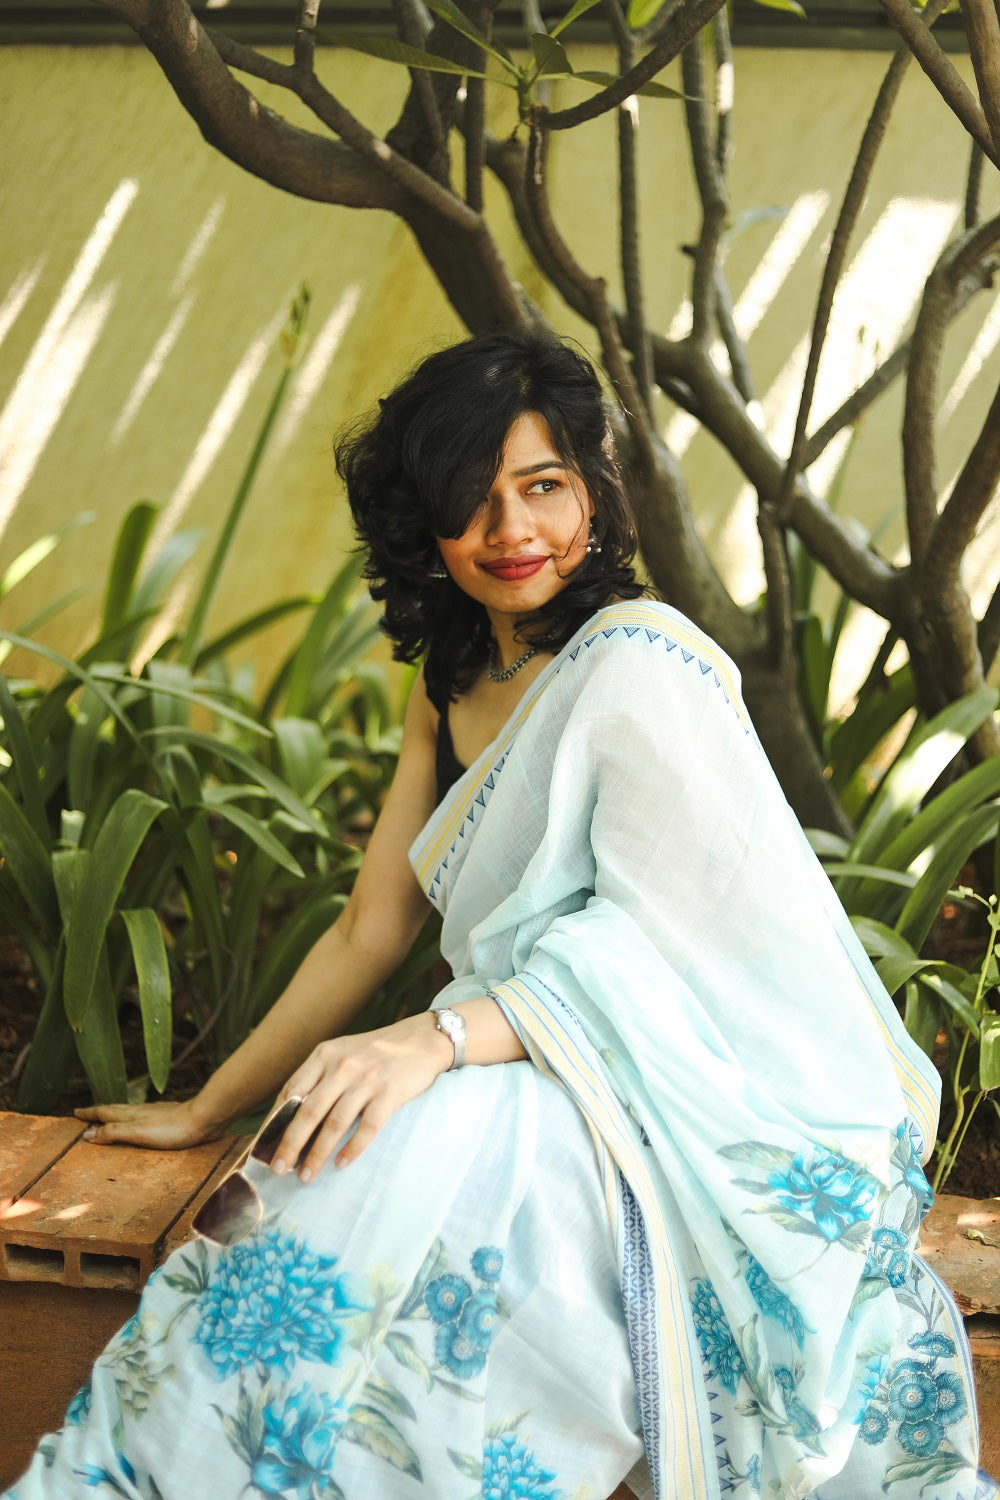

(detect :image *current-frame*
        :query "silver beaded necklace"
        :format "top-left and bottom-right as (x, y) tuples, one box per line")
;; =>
(486, 642), (537, 683)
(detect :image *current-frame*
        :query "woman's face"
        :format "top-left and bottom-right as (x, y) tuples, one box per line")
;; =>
(435, 411), (593, 628)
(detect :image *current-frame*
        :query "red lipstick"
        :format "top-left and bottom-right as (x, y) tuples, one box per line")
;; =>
(479, 555), (548, 582)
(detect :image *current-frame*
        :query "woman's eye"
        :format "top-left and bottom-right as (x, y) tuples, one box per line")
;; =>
(527, 478), (560, 495)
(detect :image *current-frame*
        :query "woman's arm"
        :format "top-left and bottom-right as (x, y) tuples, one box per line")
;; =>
(76, 673), (442, 1149)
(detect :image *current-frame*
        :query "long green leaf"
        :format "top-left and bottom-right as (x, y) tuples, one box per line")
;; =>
(120, 908), (172, 1093)
(424, 0), (517, 69)
(916, 970), (980, 1036)
(873, 756), (1000, 880)
(550, 0), (603, 36)
(102, 502), (157, 636)
(145, 728), (327, 837)
(749, 0), (806, 14)
(273, 718), (329, 801)
(0, 781), (57, 935)
(194, 596), (314, 669)
(130, 528), (203, 621)
(829, 662), (915, 797)
(63, 789), (168, 1028)
(572, 70), (685, 99)
(16, 945), (79, 1112)
(202, 795), (305, 878)
(0, 511), (95, 601)
(281, 555), (366, 718)
(323, 31), (493, 79)
(247, 887), (348, 1026)
(903, 980), (939, 1059)
(0, 586), (91, 668)
(894, 804), (1000, 950)
(851, 915), (917, 961)
(67, 681), (109, 813)
(75, 944), (130, 1103)
(179, 290), (309, 666)
(0, 671), (48, 839)
(847, 688), (998, 875)
(626, 0), (670, 25)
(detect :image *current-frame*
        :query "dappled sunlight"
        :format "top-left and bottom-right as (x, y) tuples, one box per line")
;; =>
(171, 199), (224, 296)
(0, 1194), (42, 1219)
(270, 282), (362, 462)
(0, 178), (138, 539)
(941, 290), (1000, 424)
(51, 1201), (92, 1222)
(110, 293), (194, 446)
(0, 261), (44, 356)
(150, 307), (285, 551)
(731, 190), (829, 343)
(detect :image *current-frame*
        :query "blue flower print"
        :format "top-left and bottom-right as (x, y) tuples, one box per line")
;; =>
(65, 1380), (93, 1427)
(471, 1246), (504, 1286)
(425, 1272), (472, 1324)
(773, 1366), (820, 1441)
(933, 1371), (968, 1426)
(745, 1453), (762, 1493)
(436, 1321), (488, 1380)
(459, 1288), (498, 1351)
(691, 1279), (745, 1395)
(855, 1354), (888, 1421)
(251, 1384), (347, 1500)
(898, 1417), (945, 1457)
(481, 1431), (559, 1500)
(859, 1406), (889, 1444)
(894, 1122), (933, 1208)
(908, 1330), (956, 1359)
(887, 1362), (939, 1423)
(744, 1253), (806, 1347)
(766, 1148), (879, 1242)
(195, 1227), (371, 1381)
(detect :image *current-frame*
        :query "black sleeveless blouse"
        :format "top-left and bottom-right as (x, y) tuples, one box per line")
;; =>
(433, 696), (467, 805)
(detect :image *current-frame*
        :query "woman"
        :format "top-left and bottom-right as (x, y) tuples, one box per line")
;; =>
(6, 334), (994, 1500)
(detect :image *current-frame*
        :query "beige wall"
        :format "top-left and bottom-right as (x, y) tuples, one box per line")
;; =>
(1, 42), (997, 694)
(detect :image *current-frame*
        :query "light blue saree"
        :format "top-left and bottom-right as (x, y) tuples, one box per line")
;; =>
(6, 601), (995, 1500)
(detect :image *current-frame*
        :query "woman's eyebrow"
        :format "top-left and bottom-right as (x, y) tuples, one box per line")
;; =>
(510, 459), (567, 477)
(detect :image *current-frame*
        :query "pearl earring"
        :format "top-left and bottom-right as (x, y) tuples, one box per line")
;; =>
(586, 525), (602, 555)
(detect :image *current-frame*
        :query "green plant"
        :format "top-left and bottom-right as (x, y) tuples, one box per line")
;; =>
(0, 294), (412, 1111)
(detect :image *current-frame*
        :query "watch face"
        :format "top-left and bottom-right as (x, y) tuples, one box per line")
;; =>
(438, 1010), (464, 1041)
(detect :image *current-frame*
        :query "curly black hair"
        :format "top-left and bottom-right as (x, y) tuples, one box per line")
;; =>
(335, 332), (645, 706)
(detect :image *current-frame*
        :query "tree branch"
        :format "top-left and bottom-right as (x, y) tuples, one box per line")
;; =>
(960, 0), (1000, 157)
(966, 141), (985, 229)
(91, 2), (396, 210)
(682, 29), (727, 349)
(607, 2), (654, 415)
(878, 0), (998, 163)
(803, 243), (997, 466)
(294, 0), (320, 76)
(715, 268), (756, 404)
(544, 0), (728, 131)
(392, 0), (447, 154)
(979, 579), (1000, 677)
(775, 35), (916, 523)
(904, 212), (1000, 565)
(925, 371), (1000, 590)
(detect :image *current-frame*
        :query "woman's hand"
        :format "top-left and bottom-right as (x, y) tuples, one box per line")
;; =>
(75, 1098), (227, 1151)
(269, 1011), (455, 1181)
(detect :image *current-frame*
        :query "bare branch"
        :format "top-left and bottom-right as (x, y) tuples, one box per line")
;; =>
(966, 141), (985, 229)
(979, 579), (1000, 676)
(904, 212), (1000, 564)
(682, 34), (728, 348)
(545, 0), (728, 131)
(775, 38), (914, 523)
(669, 340), (901, 618)
(804, 245), (997, 465)
(294, 0), (320, 76)
(960, 0), (1000, 156)
(465, 77), (486, 212)
(925, 372), (1000, 588)
(712, 8), (733, 177)
(392, 0), (446, 153)
(90, 3), (395, 210)
(715, 268), (755, 405)
(606, 2), (654, 416)
(878, 0), (998, 163)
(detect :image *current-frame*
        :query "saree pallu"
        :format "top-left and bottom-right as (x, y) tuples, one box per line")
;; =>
(411, 600), (994, 1500)
(5, 601), (995, 1500)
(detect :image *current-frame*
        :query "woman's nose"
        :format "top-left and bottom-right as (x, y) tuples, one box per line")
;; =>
(484, 490), (533, 545)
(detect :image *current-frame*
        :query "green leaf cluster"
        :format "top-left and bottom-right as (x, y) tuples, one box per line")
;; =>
(0, 291), (427, 1112)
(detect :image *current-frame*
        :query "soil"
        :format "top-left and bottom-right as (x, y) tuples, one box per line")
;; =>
(1, 925), (998, 1197)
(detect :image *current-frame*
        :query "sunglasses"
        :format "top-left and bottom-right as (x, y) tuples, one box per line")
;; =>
(192, 1095), (322, 1247)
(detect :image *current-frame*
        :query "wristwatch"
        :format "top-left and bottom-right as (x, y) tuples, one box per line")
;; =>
(435, 1007), (467, 1071)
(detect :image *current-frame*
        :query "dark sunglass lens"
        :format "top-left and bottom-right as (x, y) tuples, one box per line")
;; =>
(251, 1098), (302, 1165)
(192, 1173), (262, 1246)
